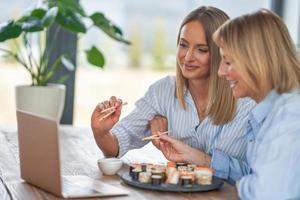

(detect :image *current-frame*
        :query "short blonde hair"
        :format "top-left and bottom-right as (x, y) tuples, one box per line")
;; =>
(213, 9), (300, 99)
(176, 6), (236, 125)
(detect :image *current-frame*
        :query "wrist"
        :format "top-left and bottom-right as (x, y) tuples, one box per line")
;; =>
(186, 148), (211, 166)
(97, 131), (119, 158)
(92, 127), (110, 138)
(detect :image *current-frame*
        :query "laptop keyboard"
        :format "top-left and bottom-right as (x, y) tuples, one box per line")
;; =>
(62, 177), (102, 195)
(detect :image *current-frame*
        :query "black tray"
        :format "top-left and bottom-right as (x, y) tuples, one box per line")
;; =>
(120, 173), (223, 192)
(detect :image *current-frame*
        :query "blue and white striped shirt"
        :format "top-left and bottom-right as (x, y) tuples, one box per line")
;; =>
(112, 76), (255, 177)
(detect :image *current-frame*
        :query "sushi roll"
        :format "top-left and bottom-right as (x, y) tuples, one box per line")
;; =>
(166, 168), (180, 184)
(195, 167), (213, 185)
(180, 171), (195, 183)
(167, 161), (176, 168)
(139, 172), (151, 183)
(166, 166), (177, 177)
(177, 166), (188, 173)
(132, 168), (142, 181)
(176, 162), (187, 167)
(180, 175), (193, 186)
(166, 161), (176, 176)
(151, 169), (166, 181)
(129, 163), (140, 176)
(151, 175), (163, 185)
(141, 163), (147, 172)
(187, 164), (196, 172)
(146, 164), (154, 172)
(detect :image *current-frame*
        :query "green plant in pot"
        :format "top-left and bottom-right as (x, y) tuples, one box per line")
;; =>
(0, 0), (130, 121)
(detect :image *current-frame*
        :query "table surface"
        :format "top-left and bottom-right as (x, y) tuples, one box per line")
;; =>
(0, 125), (238, 200)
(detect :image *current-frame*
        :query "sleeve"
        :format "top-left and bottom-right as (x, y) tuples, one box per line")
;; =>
(111, 76), (173, 157)
(211, 149), (251, 185)
(210, 98), (255, 184)
(238, 123), (300, 199)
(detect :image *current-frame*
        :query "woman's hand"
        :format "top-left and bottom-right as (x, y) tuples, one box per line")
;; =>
(91, 96), (123, 157)
(91, 96), (123, 136)
(149, 115), (168, 150)
(158, 135), (211, 166)
(157, 135), (192, 163)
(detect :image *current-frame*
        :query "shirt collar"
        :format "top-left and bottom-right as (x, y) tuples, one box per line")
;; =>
(250, 90), (280, 125)
(185, 88), (194, 106)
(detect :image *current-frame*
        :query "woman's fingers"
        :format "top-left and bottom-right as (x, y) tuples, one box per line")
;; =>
(159, 134), (177, 144)
(149, 116), (168, 135)
(94, 97), (124, 122)
(152, 136), (160, 145)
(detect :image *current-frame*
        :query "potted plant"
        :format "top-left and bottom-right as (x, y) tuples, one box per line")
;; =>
(0, 0), (130, 121)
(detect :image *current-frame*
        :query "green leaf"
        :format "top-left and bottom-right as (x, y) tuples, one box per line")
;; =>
(56, 75), (69, 84)
(21, 17), (44, 32)
(50, 0), (86, 17)
(31, 8), (47, 19)
(85, 46), (105, 68)
(90, 12), (131, 45)
(61, 55), (75, 71)
(43, 70), (55, 83)
(42, 7), (58, 27)
(56, 9), (86, 33)
(112, 25), (123, 35)
(0, 20), (22, 42)
(17, 8), (46, 23)
(50, 56), (62, 72)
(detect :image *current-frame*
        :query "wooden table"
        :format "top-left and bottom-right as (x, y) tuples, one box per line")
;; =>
(0, 125), (238, 200)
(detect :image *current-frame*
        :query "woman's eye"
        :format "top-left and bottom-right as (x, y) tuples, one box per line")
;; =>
(198, 48), (209, 53)
(179, 43), (188, 48)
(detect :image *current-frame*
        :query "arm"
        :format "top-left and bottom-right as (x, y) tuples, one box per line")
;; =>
(91, 92), (162, 157)
(211, 149), (251, 184)
(150, 116), (251, 182)
(150, 116), (211, 165)
(155, 134), (211, 166)
(102, 78), (172, 157)
(91, 96), (122, 157)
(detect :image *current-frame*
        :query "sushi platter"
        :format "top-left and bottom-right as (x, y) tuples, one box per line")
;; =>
(121, 162), (224, 192)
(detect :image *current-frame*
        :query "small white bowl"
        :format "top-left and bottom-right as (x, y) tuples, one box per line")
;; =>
(97, 158), (123, 175)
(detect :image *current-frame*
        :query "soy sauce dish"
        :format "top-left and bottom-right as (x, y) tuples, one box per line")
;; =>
(97, 158), (123, 175)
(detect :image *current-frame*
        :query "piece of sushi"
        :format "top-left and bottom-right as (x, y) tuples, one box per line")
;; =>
(166, 168), (180, 184)
(139, 172), (152, 183)
(194, 167), (213, 185)
(151, 175), (163, 185)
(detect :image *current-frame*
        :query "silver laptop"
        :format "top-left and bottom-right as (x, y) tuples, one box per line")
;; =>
(16, 110), (129, 198)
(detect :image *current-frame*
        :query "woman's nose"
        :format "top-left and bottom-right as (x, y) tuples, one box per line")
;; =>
(218, 62), (228, 77)
(185, 49), (195, 61)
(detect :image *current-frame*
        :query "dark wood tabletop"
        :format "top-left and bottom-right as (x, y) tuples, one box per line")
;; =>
(0, 125), (238, 200)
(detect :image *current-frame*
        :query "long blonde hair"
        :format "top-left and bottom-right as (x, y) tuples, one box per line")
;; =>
(213, 9), (300, 100)
(176, 6), (236, 125)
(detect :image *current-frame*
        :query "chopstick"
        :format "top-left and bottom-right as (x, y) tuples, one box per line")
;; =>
(142, 131), (171, 141)
(99, 110), (116, 121)
(98, 102), (128, 121)
(100, 102), (128, 113)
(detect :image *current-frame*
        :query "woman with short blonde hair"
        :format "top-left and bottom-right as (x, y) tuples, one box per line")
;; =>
(213, 9), (300, 199)
(213, 9), (300, 99)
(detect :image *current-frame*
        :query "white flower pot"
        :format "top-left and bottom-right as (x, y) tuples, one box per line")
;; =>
(15, 84), (66, 122)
